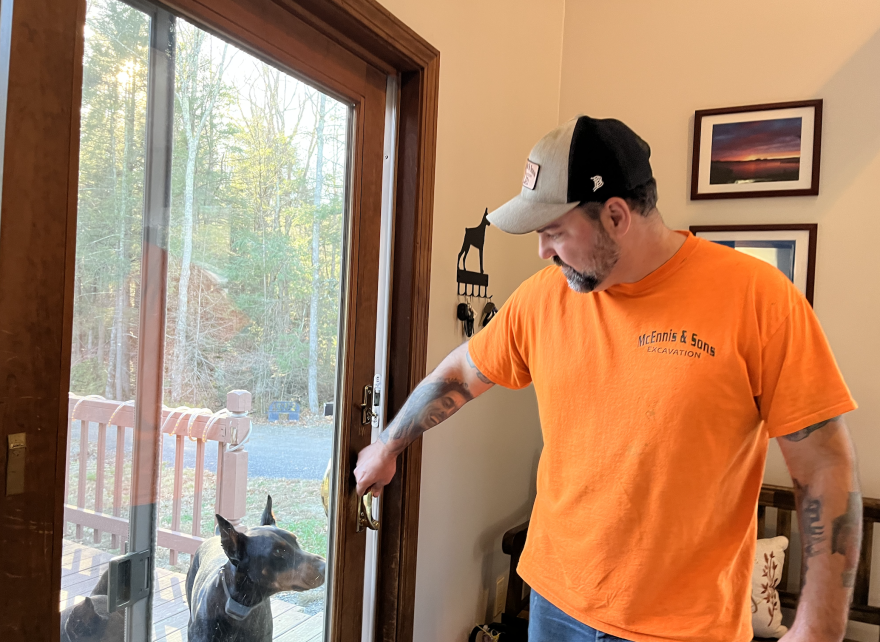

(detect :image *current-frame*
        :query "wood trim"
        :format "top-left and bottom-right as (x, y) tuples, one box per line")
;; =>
(0, 0), (86, 639)
(688, 223), (818, 306)
(271, 0), (439, 73)
(690, 99), (823, 200)
(375, 57), (440, 642)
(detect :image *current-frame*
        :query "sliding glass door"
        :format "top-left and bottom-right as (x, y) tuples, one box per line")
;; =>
(60, 1), (387, 640)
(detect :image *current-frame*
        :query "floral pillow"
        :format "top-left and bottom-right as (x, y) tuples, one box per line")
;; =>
(752, 536), (789, 638)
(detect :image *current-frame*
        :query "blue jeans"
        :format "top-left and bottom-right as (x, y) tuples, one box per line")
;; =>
(528, 591), (633, 642)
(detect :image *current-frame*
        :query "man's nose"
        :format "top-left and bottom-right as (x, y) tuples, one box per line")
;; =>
(538, 236), (555, 261)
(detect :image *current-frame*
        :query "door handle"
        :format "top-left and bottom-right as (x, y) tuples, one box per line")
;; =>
(356, 491), (380, 532)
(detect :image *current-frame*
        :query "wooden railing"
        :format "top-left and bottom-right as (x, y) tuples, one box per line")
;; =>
(64, 390), (251, 564)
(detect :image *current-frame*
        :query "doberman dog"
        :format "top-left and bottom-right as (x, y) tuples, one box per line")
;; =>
(60, 570), (123, 642)
(186, 496), (326, 642)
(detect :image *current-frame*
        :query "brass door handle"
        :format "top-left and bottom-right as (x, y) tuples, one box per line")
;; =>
(357, 491), (379, 532)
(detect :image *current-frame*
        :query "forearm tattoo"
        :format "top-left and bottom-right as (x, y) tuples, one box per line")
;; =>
(378, 378), (474, 455)
(783, 416), (841, 442)
(466, 349), (493, 385)
(794, 480), (863, 590)
(831, 492), (863, 588)
(793, 479), (827, 588)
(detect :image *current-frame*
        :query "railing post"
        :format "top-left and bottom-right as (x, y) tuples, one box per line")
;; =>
(217, 391), (251, 529)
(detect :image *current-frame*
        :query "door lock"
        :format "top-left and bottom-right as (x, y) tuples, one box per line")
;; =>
(6, 433), (26, 496)
(360, 385), (377, 425)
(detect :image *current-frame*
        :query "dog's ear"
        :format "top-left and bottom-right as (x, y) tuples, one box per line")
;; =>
(65, 597), (102, 639)
(90, 569), (109, 596)
(260, 495), (276, 526)
(216, 514), (247, 564)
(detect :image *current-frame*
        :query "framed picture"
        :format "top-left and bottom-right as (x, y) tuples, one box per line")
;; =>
(691, 99), (823, 200)
(689, 224), (817, 305)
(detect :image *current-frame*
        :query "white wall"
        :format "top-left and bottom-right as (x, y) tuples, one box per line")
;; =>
(376, 0), (565, 639)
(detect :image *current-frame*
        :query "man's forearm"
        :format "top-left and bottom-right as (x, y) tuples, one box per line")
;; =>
(377, 343), (493, 456)
(786, 420), (862, 640)
(378, 373), (473, 456)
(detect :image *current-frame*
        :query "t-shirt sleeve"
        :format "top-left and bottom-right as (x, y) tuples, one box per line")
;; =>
(467, 285), (533, 390)
(757, 288), (857, 438)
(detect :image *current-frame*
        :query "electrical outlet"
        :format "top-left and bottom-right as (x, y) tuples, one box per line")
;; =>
(494, 573), (507, 617)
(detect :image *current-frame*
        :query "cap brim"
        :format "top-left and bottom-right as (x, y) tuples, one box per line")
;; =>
(487, 195), (580, 234)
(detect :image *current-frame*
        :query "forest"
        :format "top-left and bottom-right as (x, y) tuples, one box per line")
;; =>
(71, 0), (348, 416)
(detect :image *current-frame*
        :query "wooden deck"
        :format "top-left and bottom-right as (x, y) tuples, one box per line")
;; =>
(61, 540), (325, 641)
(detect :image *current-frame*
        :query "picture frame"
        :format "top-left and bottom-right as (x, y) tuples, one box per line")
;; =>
(691, 99), (823, 200)
(689, 224), (818, 305)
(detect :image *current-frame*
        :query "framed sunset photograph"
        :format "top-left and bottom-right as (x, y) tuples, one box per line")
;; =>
(689, 224), (817, 305)
(691, 100), (822, 200)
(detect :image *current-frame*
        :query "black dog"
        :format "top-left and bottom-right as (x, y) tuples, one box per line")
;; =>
(186, 495), (326, 642)
(60, 570), (124, 642)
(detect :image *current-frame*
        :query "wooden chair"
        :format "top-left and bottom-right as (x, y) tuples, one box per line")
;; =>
(502, 484), (880, 641)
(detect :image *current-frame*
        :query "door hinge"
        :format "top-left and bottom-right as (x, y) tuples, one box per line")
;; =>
(107, 548), (151, 612)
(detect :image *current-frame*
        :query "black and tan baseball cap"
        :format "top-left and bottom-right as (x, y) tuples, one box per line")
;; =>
(488, 115), (653, 234)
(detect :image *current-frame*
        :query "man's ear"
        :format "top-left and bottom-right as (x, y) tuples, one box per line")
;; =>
(216, 514), (247, 564)
(260, 495), (276, 526)
(602, 197), (632, 238)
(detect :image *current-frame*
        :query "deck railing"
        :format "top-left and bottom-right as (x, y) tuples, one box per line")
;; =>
(64, 390), (251, 564)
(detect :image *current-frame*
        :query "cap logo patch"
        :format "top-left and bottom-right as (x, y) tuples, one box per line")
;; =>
(523, 160), (540, 190)
(591, 175), (604, 192)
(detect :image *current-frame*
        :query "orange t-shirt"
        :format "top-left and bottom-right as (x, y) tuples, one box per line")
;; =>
(468, 232), (856, 642)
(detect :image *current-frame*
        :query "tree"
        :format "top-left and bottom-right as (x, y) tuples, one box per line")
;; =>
(169, 25), (230, 403)
(71, 0), (149, 399)
(308, 94), (326, 414)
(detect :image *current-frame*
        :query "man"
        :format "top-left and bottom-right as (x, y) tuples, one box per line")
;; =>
(355, 116), (861, 642)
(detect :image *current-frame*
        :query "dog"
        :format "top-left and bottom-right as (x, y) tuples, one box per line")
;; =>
(60, 570), (124, 642)
(186, 495), (326, 642)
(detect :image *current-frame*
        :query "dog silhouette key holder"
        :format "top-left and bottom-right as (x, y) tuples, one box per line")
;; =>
(456, 209), (497, 337)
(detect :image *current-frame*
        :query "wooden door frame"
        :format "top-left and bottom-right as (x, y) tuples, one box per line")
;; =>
(0, 0), (437, 641)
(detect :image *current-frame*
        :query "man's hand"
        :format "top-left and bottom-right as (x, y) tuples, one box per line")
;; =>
(354, 440), (397, 496)
(777, 415), (861, 642)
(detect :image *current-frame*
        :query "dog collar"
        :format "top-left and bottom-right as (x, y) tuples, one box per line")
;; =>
(219, 567), (258, 621)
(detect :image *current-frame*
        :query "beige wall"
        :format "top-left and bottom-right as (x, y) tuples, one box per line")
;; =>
(557, 0), (880, 496)
(376, 0), (564, 638)
(375, 0), (880, 637)
(557, 0), (880, 637)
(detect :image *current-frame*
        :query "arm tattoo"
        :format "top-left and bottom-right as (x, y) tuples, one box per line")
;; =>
(466, 349), (493, 385)
(831, 492), (863, 588)
(378, 378), (473, 454)
(793, 479), (827, 588)
(782, 416), (841, 442)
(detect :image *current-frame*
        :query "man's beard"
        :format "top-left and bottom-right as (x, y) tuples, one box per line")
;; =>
(552, 227), (620, 293)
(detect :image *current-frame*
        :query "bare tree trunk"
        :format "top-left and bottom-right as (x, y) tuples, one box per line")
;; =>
(170, 33), (228, 402)
(120, 66), (137, 400)
(171, 140), (198, 401)
(308, 94), (326, 414)
(106, 77), (126, 399)
(97, 310), (105, 368)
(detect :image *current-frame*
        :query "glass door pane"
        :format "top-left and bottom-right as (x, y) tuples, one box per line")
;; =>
(155, 16), (349, 642)
(63, 0), (377, 639)
(62, 0), (153, 635)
